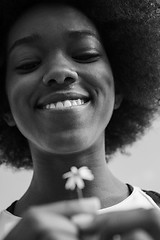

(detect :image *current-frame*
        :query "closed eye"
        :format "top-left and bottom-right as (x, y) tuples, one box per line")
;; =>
(73, 52), (100, 63)
(15, 61), (41, 73)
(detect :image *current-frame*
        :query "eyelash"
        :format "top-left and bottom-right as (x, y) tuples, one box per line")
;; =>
(73, 52), (100, 63)
(15, 52), (100, 73)
(15, 61), (40, 72)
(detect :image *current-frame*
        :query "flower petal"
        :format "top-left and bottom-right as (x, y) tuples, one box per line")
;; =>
(79, 166), (94, 180)
(75, 176), (85, 189)
(63, 166), (94, 192)
(65, 177), (76, 190)
(71, 166), (78, 174)
(62, 172), (72, 179)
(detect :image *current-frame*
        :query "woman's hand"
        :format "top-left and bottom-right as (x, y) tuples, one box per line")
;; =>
(4, 200), (160, 240)
(4, 197), (100, 240)
(78, 208), (160, 240)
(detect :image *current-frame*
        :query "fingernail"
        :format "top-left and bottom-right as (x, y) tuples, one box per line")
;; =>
(80, 197), (101, 211)
(72, 214), (94, 228)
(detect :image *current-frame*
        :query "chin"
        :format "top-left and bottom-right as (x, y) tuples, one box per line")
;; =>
(55, 140), (90, 154)
(47, 133), (93, 154)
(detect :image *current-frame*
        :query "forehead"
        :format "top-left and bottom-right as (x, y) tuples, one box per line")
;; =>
(8, 4), (99, 47)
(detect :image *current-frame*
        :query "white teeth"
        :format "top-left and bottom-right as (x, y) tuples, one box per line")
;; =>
(45, 104), (50, 109)
(45, 104), (55, 109)
(43, 99), (86, 110)
(77, 99), (81, 105)
(72, 100), (78, 106)
(56, 102), (63, 108)
(64, 100), (72, 107)
(50, 103), (56, 109)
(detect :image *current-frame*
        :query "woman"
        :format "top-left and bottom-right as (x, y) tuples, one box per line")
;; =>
(0, 0), (160, 239)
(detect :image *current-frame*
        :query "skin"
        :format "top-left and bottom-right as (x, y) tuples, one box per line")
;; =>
(3, 3), (160, 240)
(6, 4), (115, 155)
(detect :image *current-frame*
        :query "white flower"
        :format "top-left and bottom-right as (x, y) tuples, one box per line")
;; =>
(63, 166), (94, 190)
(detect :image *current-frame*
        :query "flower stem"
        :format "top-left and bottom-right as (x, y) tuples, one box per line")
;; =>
(77, 187), (83, 199)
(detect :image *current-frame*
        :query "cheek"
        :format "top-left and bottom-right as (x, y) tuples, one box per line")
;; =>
(92, 64), (115, 124)
(80, 62), (115, 102)
(96, 63), (114, 93)
(80, 63), (115, 130)
(79, 57), (114, 86)
(6, 71), (38, 105)
(5, 76), (38, 144)
(5, 73), (37, 130)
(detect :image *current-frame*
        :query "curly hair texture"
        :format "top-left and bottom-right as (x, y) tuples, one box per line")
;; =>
(0, 0), (160, 168)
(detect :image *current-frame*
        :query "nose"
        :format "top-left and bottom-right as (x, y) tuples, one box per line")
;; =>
(42, 64), (78, 86)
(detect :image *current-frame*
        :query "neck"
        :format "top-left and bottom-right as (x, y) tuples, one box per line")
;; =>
(15, 140), (129, 216)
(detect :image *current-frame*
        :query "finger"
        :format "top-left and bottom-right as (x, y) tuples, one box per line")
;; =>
(35, 197), (100, 217)
(5, 211), (78, 240)
(122, 230), (154, 240)
(5, 198), (100, 240)
(35, 230), (78, 240)
(39, 231), (79, 240)
(35, 212), (78, 234)
(72, 214), (94, 228)
(81, 208), (160, 240)
(42, 233), (79, 240)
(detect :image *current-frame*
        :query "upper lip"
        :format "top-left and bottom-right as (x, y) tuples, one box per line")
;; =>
(37, 92), (90, 108)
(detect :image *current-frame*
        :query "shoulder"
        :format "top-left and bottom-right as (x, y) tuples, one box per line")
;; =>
(0, 209), (20, 239)
(142, 189), (160, 206)
(127, 184), (160, 208)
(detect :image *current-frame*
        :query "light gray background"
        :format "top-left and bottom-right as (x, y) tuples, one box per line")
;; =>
(0, 118), (160, 211)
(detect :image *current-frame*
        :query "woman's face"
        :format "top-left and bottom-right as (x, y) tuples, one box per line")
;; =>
(6, 4), (115, 154)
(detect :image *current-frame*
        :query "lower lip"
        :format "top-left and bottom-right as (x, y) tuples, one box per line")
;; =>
(38, 101), (91, 112)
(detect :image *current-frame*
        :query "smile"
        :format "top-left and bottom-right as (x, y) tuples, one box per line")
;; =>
(43, 99), (86, 110)
(37, 92), (90, 111)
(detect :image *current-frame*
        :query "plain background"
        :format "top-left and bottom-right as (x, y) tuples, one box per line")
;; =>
(0, 118), (160, 211)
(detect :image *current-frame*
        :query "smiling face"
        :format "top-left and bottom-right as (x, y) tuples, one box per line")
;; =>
(5, 4), (115, 155)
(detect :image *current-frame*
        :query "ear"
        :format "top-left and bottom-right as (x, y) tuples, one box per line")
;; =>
(114, 93), (123, 110)
(113, 80), (123, 110)
(3, 112), (16, 127)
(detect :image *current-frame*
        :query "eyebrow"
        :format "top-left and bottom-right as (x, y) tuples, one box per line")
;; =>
(8, 30), (99, 56)
(8, 33), (41, 56)
(67, 29), (99, 39)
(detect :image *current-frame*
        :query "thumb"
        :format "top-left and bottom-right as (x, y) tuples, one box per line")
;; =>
(43, 197), (101, 217)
